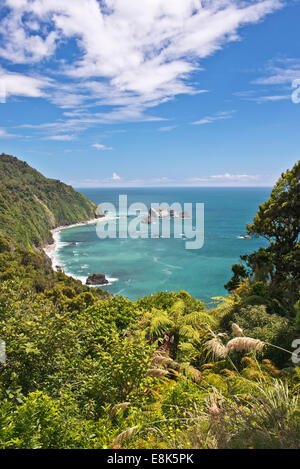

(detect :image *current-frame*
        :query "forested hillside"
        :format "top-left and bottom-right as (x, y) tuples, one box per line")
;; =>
(0, 154), (97, 248)
(0, 156), (299, 449)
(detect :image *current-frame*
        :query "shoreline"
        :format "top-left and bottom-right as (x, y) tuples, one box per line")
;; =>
(43, 216), (113, 272)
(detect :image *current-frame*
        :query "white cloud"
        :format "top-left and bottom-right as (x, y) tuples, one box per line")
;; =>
(0, 68), (51, 99)
(0, 4), (58, 63)
(234, 89), (290, 103)
(211, 173), (258, 180)
(235, 58), (300, 105)
(254, 58), (300, 85)
(192, 110), (235, 125)
(0, 127), (17, 138)
(46, 134), (75, 141)
(93, 143), (114, 151)
(0, 0), (283, 125)
(251, 94), (290, 103)
(151, 176), (173, 183)
(190, 173), (262, 183)
(69, 172), (275, 187)
(158, 125), (177, 132)
(112, 172), (121, 180)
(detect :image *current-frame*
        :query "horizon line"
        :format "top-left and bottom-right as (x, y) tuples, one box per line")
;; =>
(74, 185), (273, 189)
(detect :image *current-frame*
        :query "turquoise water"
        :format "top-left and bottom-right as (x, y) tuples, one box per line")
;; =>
(57, 188), (270, 303)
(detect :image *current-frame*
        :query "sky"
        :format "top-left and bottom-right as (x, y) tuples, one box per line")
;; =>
(0, 0), (299, 187)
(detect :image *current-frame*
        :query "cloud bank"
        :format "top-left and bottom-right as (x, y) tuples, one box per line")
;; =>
(192, 110), (236, 125)
(0, 0), (283, 128)
(93, 143), (114, 151)
(71, 171), (275, 188)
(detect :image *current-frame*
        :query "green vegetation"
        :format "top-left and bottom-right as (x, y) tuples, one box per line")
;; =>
(0, 154), (97, 248)
(225, 161), (300, 317)
(0, 156), (299, 449)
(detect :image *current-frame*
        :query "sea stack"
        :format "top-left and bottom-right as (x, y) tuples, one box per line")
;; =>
(86, 273), (109, 285)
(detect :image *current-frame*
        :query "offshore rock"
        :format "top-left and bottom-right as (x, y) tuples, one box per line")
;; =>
(86, 273), (109, 285)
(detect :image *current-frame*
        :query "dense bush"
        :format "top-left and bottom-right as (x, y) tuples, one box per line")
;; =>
(0, 155), (299, 449)
(0, 154), (97, 248)
(220, 304), (295, 366)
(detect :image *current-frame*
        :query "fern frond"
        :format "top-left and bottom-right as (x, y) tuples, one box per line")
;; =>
(149, 308), (174, 337)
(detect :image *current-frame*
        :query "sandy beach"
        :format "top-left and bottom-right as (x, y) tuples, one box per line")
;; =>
(43, 216), (113, 270)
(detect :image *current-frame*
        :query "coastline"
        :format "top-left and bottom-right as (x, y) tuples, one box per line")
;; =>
(43, 216), (112, 271)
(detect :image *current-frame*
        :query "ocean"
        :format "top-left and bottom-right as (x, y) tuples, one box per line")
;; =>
(56, 187), (270, 304)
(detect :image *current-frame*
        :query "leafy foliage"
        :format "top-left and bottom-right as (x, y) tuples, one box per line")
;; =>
(0, 153), (97, 248)
(0, 155), (299, 449)
(225, 161), (300, 319)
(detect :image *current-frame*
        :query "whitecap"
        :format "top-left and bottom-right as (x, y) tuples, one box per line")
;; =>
(164, 263), (182, 270)
(162, 269), (172, 276)
(70, 275), (88, 283)
(57, 241), (72, 249)
(106, 277), (119, 283)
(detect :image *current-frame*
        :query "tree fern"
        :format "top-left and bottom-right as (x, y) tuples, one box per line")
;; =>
(149, 308), (174, 337)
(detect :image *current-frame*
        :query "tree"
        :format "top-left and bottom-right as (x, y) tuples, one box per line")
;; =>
(139, 299), (215, 359)
(225, 161), (300, 312)
(246, 160), (300, 288)
(247, 161), (299, 246)
(224, 264), (248, 292)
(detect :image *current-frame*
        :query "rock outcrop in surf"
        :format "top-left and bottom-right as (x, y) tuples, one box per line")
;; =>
(86, 273), (109, 286)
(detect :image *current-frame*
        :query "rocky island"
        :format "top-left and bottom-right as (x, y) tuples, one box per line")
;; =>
(86, 273), (109, 286)
(142, 207), (191, 224)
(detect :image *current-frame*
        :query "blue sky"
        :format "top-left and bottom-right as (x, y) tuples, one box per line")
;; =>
(0, 0), (299, 187)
